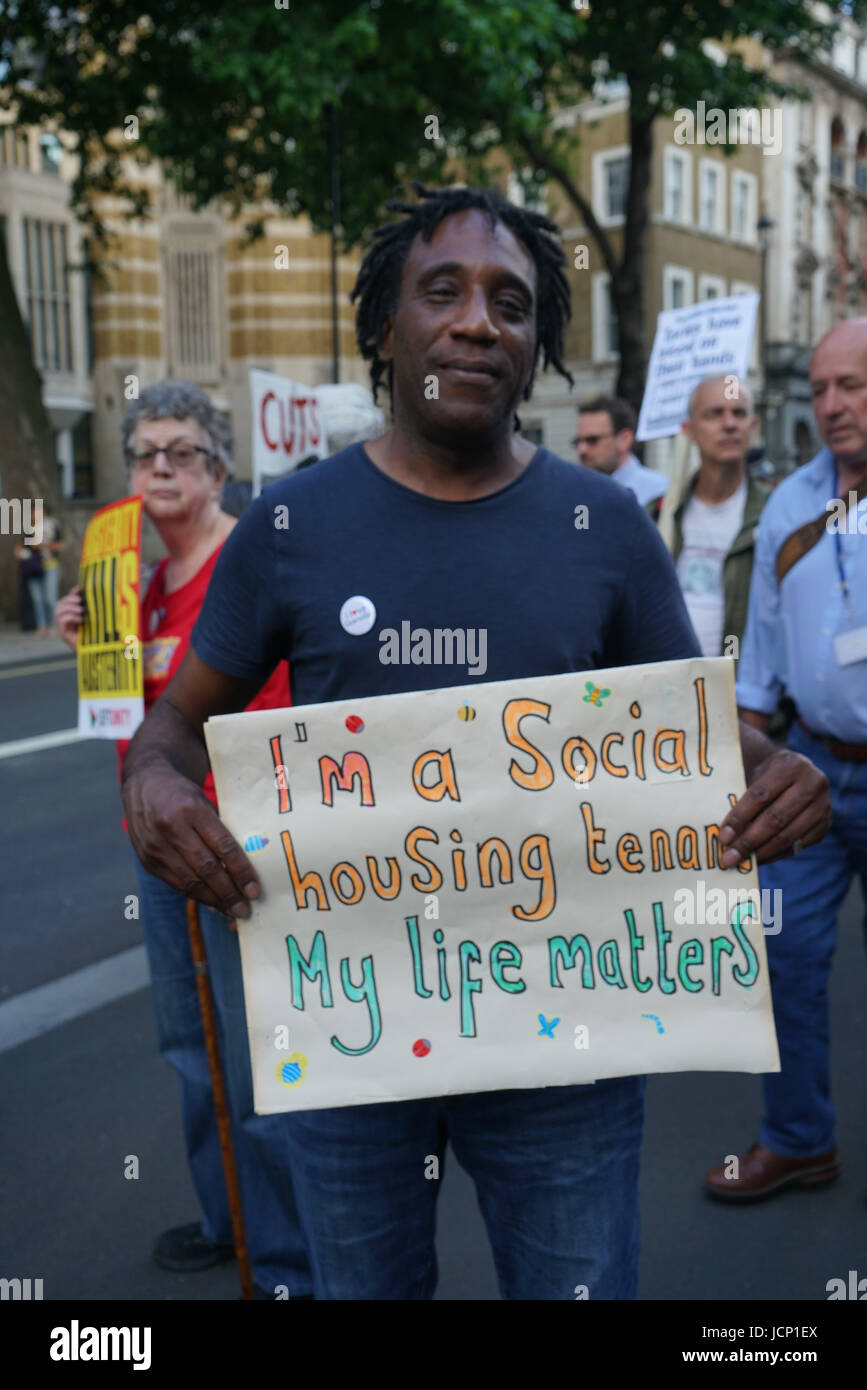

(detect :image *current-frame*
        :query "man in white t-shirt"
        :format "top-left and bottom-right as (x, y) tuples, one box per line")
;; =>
(575, 395), (668, 517)
(671, 375), (769, 660)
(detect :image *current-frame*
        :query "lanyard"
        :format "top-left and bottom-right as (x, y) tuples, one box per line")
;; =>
(833, 530), (854, 622)
(833, 467), (855, 623)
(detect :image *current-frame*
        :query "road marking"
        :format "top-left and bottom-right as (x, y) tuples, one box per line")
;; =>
(0, 947), (149, 1055)
(0, 658), (77, 680)
(0, 728), (81, 759)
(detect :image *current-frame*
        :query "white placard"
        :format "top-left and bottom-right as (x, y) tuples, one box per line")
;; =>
(636, 295), (759, 442)
(250, 369), (329, 495)
(205, 658), (780, 1113)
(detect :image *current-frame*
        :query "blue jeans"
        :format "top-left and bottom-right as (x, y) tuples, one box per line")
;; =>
(759, 722), (867, 1157)
(135, 862), (312, 1293)
(42, 565), (60, 624)
(216, 1061), (645, 1301)
(26, 574), (48, 628)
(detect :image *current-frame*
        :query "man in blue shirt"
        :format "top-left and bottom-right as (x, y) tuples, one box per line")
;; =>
(122, 185), (829, 1299)
(706, 317), (867, 1202)
(575, 394), (668, 517)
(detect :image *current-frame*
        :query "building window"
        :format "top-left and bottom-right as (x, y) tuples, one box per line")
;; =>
(830, 117), (846, 184)
(732, 178), (748, 238)
(663, 265), (694, 311)
(730, 280), (760, 368)
(731, 171), (757, 243)
(664, 148), (691, 225)
(592, 147), (630, 226)
(0, 126), (30, 169)
(605, 157), (628, 218)
(592, 272), (619, 360)
(832, 33), (857, 78)
(668, 157), (684, 221)
(856, 132), (867, 193)
(72, 412), (94, 499)
(165, 230), (222, 381)
(506, 170), (547, 214)
(522, 421), (545, 446)
(21, 218), (74, 373)
(39, 134), (62, 175)
(82, 240), (94, 374)
(848, 206), (861, 265)
(698, 273), (727, 299)
(698, 160), (726, 234)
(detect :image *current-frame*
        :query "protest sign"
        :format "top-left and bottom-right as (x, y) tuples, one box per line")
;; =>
(204, 657), (780, 1114)
(77, 496), (144, 738)
(636, 294), (759, 442)
(250, 368), (328, 494)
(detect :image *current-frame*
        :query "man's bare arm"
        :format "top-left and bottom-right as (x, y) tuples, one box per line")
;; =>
(718, 714), (831, 869)
(122, 650), (267, 918)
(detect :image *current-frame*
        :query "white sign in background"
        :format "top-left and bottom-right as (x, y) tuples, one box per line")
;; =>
(205, 658), (780, 1114)
(636, 294), (760, 442)
(249, 368), (329, 496)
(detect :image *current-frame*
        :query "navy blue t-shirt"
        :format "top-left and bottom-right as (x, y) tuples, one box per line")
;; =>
(191, 444), (700, 702)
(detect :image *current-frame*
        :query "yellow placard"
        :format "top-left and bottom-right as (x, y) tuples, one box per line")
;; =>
(77, 495), (144, 738)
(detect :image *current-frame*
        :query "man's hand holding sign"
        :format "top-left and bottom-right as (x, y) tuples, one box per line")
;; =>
(721, 728), (830, 866)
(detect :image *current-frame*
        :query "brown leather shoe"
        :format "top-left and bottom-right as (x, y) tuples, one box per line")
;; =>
(705, 1142), (840, 1203)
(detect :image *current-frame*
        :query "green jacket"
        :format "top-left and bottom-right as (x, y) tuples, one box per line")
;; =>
(670, 473), (770, 658)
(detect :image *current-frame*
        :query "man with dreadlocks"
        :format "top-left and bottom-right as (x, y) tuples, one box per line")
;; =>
(122, 184), (830, 1300)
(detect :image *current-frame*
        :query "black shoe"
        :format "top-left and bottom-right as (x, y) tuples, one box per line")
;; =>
(153, 1222), (236, 1272)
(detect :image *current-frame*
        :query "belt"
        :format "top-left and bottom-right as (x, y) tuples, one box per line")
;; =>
(797, 716), (867, 762)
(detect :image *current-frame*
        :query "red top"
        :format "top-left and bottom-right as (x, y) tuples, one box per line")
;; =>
(117, 543), (290, 811)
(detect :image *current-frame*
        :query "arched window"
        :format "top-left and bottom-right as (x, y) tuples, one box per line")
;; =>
(830, 117), (846, 183)
(856, 132), (867, 193)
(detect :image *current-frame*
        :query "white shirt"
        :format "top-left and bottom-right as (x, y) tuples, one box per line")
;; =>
(676, 478), (747, 657)
(611, 454), (668, 508)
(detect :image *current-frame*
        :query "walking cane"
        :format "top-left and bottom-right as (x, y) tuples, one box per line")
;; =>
(185, 898), (255, 1301)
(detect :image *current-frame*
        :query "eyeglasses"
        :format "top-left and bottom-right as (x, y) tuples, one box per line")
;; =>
(572, 432), (616, 448)
(128, 444), (215, 469)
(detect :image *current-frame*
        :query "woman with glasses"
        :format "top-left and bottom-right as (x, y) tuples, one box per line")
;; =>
(54, 380), (312, 1300)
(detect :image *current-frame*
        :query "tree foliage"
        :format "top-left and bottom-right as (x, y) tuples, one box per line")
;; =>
(0, 1), (862, 430)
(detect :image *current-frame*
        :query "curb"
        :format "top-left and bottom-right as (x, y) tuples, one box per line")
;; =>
(0, 643), (74, 671)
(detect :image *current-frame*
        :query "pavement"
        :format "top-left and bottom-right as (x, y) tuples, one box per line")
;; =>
(0, 622), (71, 666)
(1, 651), (865, 1303)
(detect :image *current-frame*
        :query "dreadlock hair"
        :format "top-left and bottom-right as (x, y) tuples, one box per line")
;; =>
(351, 183), (574, 411)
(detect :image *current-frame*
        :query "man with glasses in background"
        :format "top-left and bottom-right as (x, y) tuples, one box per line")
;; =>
(574, 395), (668, 519)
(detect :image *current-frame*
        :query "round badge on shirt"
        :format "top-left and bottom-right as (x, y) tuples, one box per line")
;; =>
(339, 595), (376, 636)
